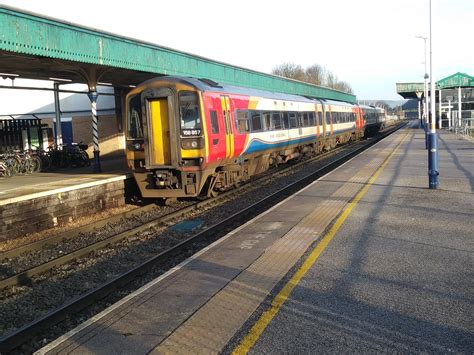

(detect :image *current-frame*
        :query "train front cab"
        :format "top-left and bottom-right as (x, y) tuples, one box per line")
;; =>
(126, 79), (209, 199)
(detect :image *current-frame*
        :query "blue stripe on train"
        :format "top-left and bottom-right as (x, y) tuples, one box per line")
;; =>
(244, 125), (356, 154)
(245, 135), (316, 154)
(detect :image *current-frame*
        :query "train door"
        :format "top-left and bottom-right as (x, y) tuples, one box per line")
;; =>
(220, 95), (234, 160)
(205, 95), (226, 162)
(148, 98), (171, 165)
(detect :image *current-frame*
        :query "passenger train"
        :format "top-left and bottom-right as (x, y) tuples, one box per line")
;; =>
(126, 76), (391, 199)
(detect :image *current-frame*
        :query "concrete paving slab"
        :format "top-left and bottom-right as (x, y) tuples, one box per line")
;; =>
(247, 127), (473, 353)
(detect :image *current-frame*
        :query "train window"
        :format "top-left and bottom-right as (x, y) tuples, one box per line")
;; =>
(263, 112), (271, 130)
(289, 112), (298, 128)
(179, 91), (201, 136)
(251, 111), (263, 131)
(271, 112), (282, 130)
(210, 110), (219, 134)
(303, 113), (309, 127)
(309, 112), (315, 126)
(127, 94), (143, 139)
(236, 110), (249, 133)
(298, 112), (304, 127)
(237, 119), (249, 132)
(326, 112), (331, 124)
(282, 112), (289, 129)
(317, 112), (323, 125)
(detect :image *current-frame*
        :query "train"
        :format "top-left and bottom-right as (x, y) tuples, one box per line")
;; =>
(125, 76), (395, 199)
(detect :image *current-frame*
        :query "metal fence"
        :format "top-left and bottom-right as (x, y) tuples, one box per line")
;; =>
(442, 110), (474, 137)
(0, 119), (51, 151)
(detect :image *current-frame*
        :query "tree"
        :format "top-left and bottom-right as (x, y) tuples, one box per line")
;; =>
(304, 64), (325, 86)
(271, 63), (305, 82)
(271, 62), (353, 94)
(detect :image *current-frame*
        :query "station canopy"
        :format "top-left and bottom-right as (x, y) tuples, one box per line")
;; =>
(0, 5), (355, 103)
(397, 72), (474, 99)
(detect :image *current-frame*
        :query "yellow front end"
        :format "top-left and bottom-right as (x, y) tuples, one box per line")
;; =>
(125, 78), (208, 198)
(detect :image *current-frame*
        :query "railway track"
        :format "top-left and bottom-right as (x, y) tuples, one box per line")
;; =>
(0, 123), (405, 352)
(0, 133), (354, 289)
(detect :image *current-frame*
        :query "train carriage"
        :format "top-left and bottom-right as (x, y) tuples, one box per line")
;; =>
(126, 76), (366, 200)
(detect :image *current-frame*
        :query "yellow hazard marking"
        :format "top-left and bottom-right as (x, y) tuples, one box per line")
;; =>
(232, 130), (409, 354)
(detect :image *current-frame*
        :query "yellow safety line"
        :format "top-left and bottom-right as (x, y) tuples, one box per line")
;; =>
(232, 130), (409, 355)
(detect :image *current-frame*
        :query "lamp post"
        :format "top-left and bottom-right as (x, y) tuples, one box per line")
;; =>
(415, 35), (429, 146)
(416, 91), (423, 128)
(427, 0), (439, 189)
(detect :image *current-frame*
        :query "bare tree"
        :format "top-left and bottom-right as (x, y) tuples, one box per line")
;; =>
(334, 81), (354, 94)
(325, 72), (338, 89)
(271, 63), (305, 82)
(305, 64), (326, 86)
(272, 62), (353, 94)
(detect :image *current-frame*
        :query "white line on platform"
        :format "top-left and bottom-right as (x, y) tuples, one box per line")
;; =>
(0, 173), (132, 207)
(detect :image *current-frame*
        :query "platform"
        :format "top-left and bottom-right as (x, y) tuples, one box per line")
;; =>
(0, 157), (131, 241)
(38, 123), (473, 354)
(0, 157), (129, 204)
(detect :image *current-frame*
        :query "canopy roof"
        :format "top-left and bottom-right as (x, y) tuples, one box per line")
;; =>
(437, 72), (474, 89)
(0, 5), (355, 103)
(396, 72), (473, 99)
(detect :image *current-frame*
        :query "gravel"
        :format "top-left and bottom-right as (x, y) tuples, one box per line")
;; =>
(0, 133), (389, 352)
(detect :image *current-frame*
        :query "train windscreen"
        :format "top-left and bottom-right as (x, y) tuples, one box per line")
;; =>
(179, 92), (201, 136)
(127, 94), (144, 139)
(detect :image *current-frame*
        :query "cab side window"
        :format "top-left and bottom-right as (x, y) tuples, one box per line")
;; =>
(210, 110), (219, 134)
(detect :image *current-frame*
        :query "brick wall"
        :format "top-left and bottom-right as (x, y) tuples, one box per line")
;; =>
(72, 115), (125, 158)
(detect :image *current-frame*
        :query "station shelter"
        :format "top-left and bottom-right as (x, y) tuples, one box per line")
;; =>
(396, 72), (474, 131)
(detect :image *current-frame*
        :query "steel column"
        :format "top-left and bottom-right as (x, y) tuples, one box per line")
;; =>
(458, 86), (462, 127)
(428, 0), (439, 189)
(416, 91), (423, 129)
(53, 82), (62, 149)
(438, 88), (442, 128)
(448, 99), (452, 129)
(87, 91), (101, 173)
(418, 99), (422, 128)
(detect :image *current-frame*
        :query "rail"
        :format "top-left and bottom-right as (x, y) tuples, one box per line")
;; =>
(0, 123), (406, 352)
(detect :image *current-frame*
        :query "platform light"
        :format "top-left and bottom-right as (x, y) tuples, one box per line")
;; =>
(49, 77), (72, 82)
(0, 72), (19, 77)
(415, 35), (428, 132)
(98, 82), (113, 86)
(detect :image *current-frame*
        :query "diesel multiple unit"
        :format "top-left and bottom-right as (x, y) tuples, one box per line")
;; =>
(126, 77), (391, 199)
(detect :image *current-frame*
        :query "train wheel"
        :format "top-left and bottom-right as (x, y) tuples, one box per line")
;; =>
(164, 198), (178, 206)
(208, 189), (219, 198)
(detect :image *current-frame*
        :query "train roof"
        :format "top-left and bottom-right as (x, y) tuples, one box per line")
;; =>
(140, 76), (353, 105)
(320, 99), (357, 107)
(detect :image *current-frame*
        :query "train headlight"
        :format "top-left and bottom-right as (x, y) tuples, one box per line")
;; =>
(181, 138), (203, 149)
(128, 141), (144, 151)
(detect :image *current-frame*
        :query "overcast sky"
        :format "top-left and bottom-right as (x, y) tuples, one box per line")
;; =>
(1, 0), (473, 102)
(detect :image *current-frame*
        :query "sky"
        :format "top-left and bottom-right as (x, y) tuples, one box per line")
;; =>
(0, 0), (473, 108)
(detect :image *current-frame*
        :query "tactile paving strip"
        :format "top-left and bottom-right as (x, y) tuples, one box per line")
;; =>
(152, 134), (407, 354)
